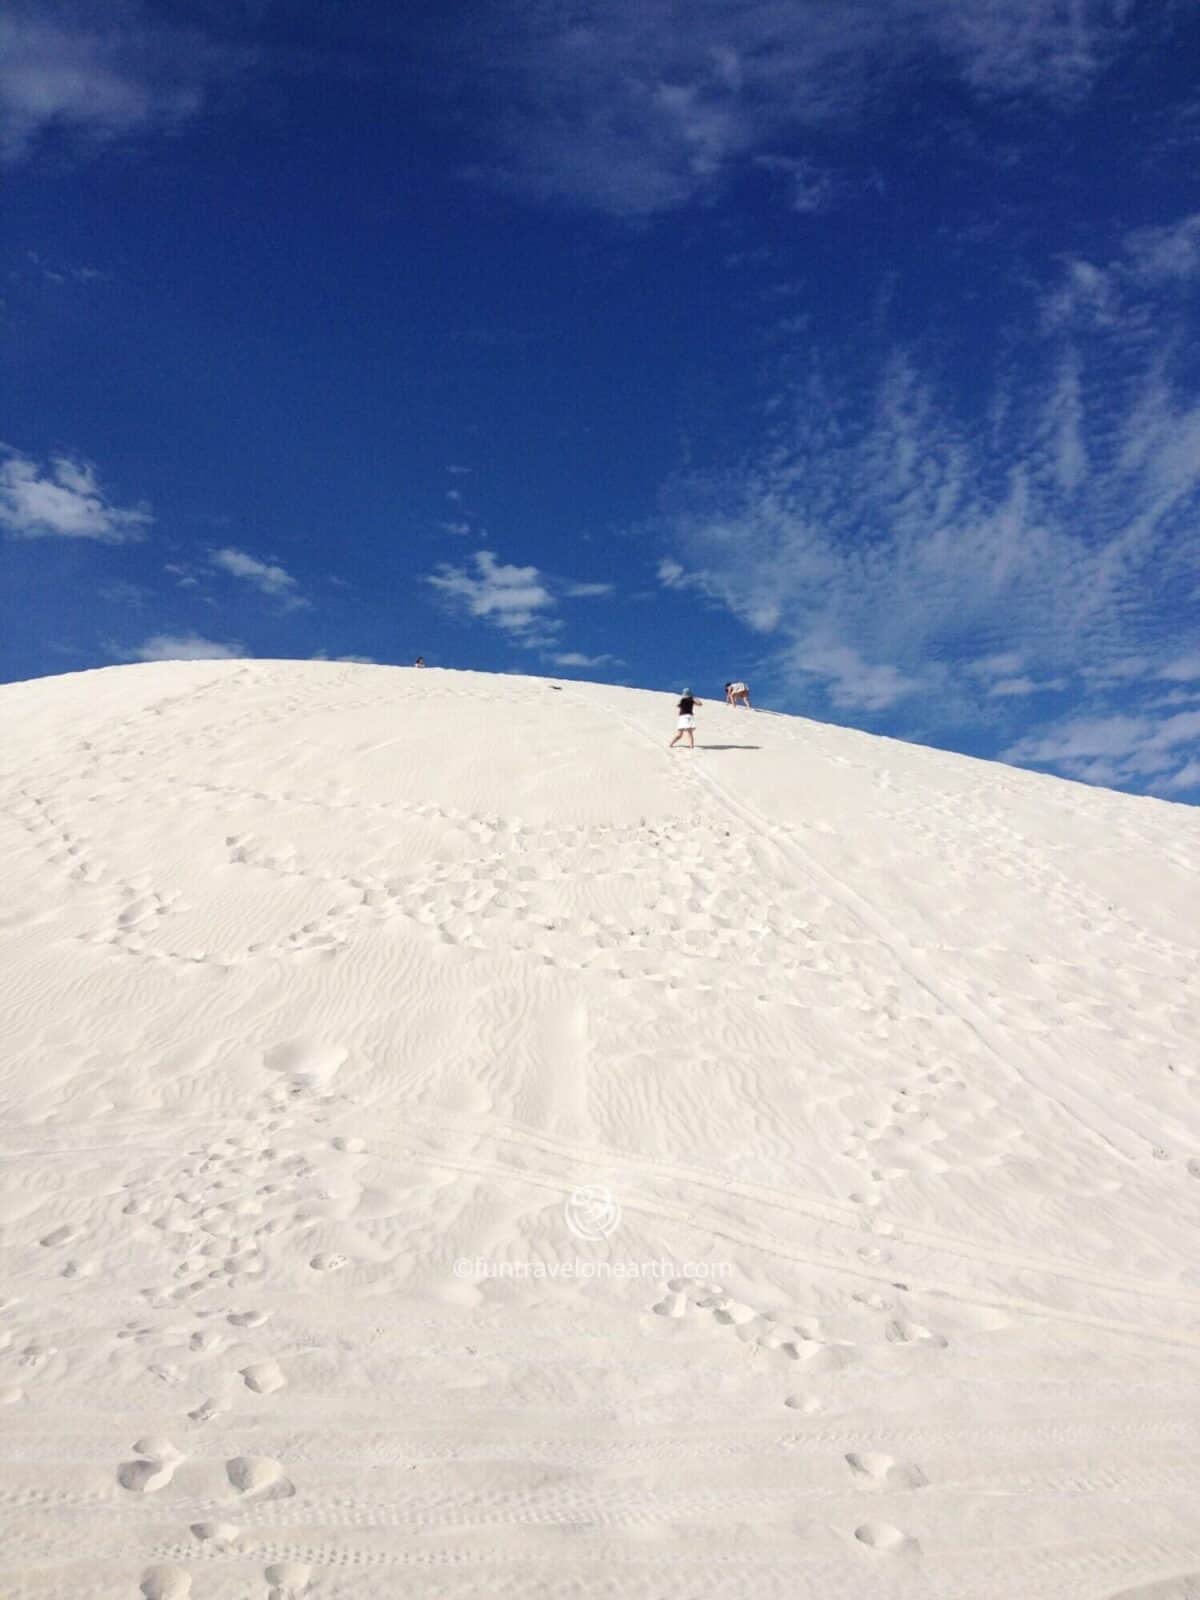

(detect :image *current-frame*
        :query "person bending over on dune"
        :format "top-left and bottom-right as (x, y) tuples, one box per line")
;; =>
(669, 689), (702, 748)
(725, 680), (751, 708)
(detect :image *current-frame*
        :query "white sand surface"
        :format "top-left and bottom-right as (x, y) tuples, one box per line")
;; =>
(2, 659), (1199, 1600)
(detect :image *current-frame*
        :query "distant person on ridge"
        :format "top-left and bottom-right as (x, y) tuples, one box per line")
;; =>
(725, 680), (751, 708)
(669, 688), (701, 749)
(414, 656), (425, 668)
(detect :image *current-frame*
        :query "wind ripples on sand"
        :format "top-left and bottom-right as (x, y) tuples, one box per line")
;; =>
(1, 660), (1199, 1598)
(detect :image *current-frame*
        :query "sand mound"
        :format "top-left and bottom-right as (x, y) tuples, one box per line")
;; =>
(1, 659), (1198, 1597)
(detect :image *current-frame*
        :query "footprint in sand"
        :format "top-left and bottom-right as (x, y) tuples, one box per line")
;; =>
(309, 1252), (347, 1272)
(17, 1340), (55, 1371)
(140, 1566), (191, 1600)
(118, 1437), (184, 1493)
(884, 1319), (948, 1348)
(332, 1136), (365, 1153)
(857, 1245), (891, 1265)
(784, 1393), (822, 1413)
(226, 1454), (294, 1499)
(38, 1224), (77, 1248)
(855, 1521), (920, 1555)
(240, 1358), (286, 1394)
(187, 1398), (227, 1425)
(228, 1309), (271, 1328)
(705, 1297), (758, 1326)
(791, 1340), (855, 1372)
(191, 1521), (240, 1546)
(263, 1038), (347, 1089)
(651, 1291), (689, 1318)
(846, 1450), (928, 1489)
(852, 1290), (890, 1311)
(265, 1561), (312, 1599)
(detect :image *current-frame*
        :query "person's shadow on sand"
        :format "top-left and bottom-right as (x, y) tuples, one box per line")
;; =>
(697, 744), (761, 750)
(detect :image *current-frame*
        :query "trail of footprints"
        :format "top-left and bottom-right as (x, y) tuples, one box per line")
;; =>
(838, 1051), (1025, 1233)
(97, 1041), (354, 1595)
(4, 788), (107, 887)
(78, 1031), (937, 1587)
(652, 1276), (947, 1369)
(15, 1089), (958, 1584)
(648, 1275), (931, 1555)
(20, 756), (878, 1001)
(215, 807), (877, 1009)
(26, 748), (1200, 1155)
(3, 786), (191, 961)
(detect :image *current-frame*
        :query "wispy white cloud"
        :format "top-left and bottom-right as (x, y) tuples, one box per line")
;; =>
(428, 549), (559, 644)
(164, 562), (199, 588)
(988, 675), (1068, 698)
(132, 631), (241, 662)
(1045, 348), (1088, 490)
(550, 650), (615, 667)
(1123, 212), (1200, 285)
(0, 447), (151, 541)
(1079, 654), (1153, 687)
(1005, 710), (1200, 791)
(929, 0), (1131, 99)
(1042, 258), (1122, 330)
(456, 0), (1138, 216)
(1044, 214), (1200, 336)
(655, 240), (1200, 783)
(754, 154), (835, 214)
(25, 250), (109, 285)
(785, 640), (920, 711)
(1148, 688), (1200, 710)
(968, 650), (1025, 679)
(210, 546), (306, 608)
(1160, 652), (1200, 683)
(970, 654), (1069, 698)
(1163, 758), (1200, 793)
(0, 6), (239, 164)
(427, 552), (614, 645)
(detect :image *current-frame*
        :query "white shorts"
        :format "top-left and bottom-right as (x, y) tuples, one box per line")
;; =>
(676, 714), (695, 730)
(729, 683), (747, 696)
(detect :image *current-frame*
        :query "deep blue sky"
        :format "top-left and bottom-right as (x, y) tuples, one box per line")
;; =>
(3, 1), (1199, 799)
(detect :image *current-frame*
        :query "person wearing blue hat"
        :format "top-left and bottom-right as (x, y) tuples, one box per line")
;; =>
(669, 687), (702, 748)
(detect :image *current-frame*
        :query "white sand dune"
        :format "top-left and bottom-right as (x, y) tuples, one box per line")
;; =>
(2, 658), (1199, 1600)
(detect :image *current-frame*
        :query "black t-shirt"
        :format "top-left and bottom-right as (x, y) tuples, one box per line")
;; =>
(678, 696), (695, 715)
